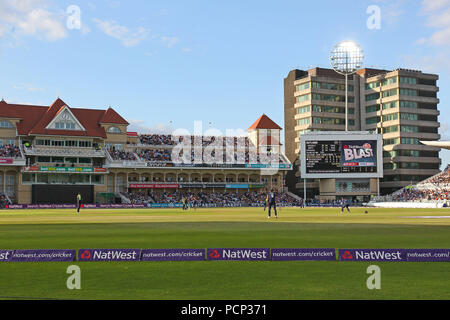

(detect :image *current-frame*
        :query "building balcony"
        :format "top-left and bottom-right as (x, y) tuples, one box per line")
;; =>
(24, 146), (106, 158)
(383, 168), (440, 176)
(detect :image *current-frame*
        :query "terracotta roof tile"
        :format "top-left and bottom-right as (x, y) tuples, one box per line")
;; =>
(248, 114), (282, 130)
(100, 107), (129, 125)
(0, 99), (122, 138)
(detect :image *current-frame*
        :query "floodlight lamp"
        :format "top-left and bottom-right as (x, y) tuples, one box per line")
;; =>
(330, 40), (364, 75)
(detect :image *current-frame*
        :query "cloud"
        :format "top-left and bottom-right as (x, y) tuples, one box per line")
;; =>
(421, 0), (450, 12)
(401, 53), (450, 74)
(417, 1), (450, 46)
(93, 18), (148, 47)
(127, 119), (173, 134)
(12, 83), (45, 92)
(161, 36), (179, 48)
(106, 0), (120, 9)
(0, 0), (67, 41)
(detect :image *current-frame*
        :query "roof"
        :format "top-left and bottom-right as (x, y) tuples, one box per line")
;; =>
(420, 140), (448, 150)
(127, 132), (138, 137)
(0, 98), (127, 138)
(248, 114), (282, 130)
(100, 107), (129, 125)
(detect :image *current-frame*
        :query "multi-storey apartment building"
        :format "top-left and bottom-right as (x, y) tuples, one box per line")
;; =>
(284, 67), (440, 196)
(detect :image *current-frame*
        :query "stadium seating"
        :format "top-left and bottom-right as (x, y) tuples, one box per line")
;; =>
(0, 144), (22, 158)
(388, 165), (450, 202)
(123, 191), (303, 207)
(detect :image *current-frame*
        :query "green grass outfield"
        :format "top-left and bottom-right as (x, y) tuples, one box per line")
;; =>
(0, 206), (449, 300)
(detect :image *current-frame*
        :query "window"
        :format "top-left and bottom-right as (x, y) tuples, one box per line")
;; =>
(313, 117), (348, 125)
(383, 125), (398, 133)
(365, 93), (380, 101)
(297, 106), (310, 114)
(79, 158), (92, 164)
(400, 162), (420, 169)
(382, 101), (398, 110)
(400, 101), (418, 108)
(400, 88), (417, 96)
(297, 118), (310, 126)
(297, 94), (311, 103)
(51, 140), (64, 147)
(107, 126), (121, 133)
(400, 113), (418, 121)
(399, 150), (419, 157)
(401, 137), (419, 145)
(296, 83), (310, 91)
(382, 89), (397, 98)
(0, 121), (14, 128)
(400, 77), (417, 85)
(366, 117), (379, 125)
(312, 81), (353, 91)
(366, 81), (380, 90)
(35, 139), (51, 146)
(401, 125), (418, 133)
(78, 141), (92, 148)
(55, 122), (76, 130)
(382, 77), (397, 86)
(382, 114), (398, 122)
(366, 105), (379, 113)
(65, 140), (78, 147)
(6, 139), (15, 145)
(312, 105), (354, 114)
(312, 94), (354, 103)
(383, 138), (399, 145)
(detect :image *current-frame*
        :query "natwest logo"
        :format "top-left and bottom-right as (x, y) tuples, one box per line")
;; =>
(78, 249), (141, 261)
(339, 249), (404, 261)
(207, 248), (270, 261)
(80, 250), (91, 260)
(209, 249), (221, 259)
(342, 250), (354, 260)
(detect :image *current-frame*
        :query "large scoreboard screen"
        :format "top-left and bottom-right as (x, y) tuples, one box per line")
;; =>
(300, 133), (383, 178)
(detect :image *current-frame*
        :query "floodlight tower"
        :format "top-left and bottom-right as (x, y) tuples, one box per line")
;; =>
(330, 40), (364, 131)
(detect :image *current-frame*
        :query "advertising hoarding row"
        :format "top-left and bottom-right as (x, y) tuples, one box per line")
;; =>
(1, 248), (448, 262)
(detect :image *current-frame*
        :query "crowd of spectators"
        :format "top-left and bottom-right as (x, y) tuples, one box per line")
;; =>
(389, 166), (450, 202)
(139, 134), (176, 146)
(137, 149), (171, 162)
(0, 144), (21, 158)
(124, 191), (303, 207)
(137, 134), (253, 148)
(133, 147), (286, 165)
(391, 188), (450, 202)
(108, 148), (137, 161)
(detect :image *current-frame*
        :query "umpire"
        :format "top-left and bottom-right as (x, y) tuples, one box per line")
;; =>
(267, 189), (277, 219)
(76, 193), (82, 213)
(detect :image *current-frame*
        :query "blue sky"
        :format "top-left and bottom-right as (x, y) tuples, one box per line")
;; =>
(0, 0), (449, 166)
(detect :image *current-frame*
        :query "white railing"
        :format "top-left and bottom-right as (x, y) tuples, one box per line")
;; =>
(24, 146), (106, 157)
